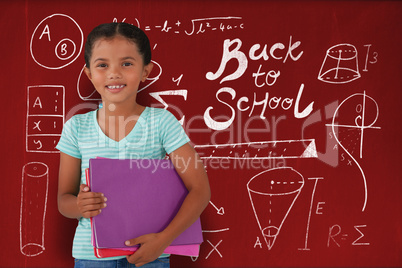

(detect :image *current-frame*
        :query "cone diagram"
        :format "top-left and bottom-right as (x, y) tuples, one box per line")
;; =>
(247, 167), (304, 250)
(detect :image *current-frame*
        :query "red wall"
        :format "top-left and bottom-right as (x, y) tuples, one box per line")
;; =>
(1, 1), (401, 267)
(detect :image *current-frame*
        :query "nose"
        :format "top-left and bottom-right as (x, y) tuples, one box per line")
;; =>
(107, 65), (122, 79)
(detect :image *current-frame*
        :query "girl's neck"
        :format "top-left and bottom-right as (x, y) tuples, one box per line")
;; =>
(97, 102), (145, 142)
(99, 101), (145, 120)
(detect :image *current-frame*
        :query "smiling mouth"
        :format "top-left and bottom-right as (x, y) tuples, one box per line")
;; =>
(106, 84), (126, 90)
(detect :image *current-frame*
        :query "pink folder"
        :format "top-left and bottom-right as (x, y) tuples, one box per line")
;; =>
(87, 158), (203, 258)
(92, 244), (201, 258)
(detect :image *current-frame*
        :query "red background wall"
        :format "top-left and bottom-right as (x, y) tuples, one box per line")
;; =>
(1, 1), (401, 267)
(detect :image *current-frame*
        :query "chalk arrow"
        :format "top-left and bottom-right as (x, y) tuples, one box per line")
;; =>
(209, 201), (225, 215)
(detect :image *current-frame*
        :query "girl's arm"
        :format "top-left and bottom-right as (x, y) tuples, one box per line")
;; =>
(58, 152), (106, 219)
(126, 143), (211, 266)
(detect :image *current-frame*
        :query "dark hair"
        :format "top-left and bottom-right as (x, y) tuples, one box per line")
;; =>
(84, 22), (152, 67)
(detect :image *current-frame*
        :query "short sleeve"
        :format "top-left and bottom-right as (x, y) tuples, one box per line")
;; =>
(56, 117), (81, 159)
(159, 110), (190, 155)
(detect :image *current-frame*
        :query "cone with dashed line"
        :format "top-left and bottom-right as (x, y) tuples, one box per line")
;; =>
(247, 167), (304, 250)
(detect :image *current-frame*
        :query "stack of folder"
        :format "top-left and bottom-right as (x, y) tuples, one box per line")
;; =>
(86, 158), (203, 258)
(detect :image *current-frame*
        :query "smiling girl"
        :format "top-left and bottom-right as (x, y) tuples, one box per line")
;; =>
(56, 22), (210, 268)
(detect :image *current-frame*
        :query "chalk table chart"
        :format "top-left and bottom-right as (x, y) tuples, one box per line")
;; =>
(1, 0), (401, 267)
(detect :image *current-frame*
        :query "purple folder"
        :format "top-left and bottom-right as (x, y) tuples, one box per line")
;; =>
(89, 158), (203, 249)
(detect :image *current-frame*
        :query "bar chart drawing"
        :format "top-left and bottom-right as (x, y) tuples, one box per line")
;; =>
(247, 167), (305, 250)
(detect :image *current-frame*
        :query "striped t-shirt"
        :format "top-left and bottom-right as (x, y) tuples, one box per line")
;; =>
(56, 106), (190, 260)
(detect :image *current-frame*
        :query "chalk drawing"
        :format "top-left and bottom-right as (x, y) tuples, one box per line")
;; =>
(30, 14), (83, 69)
(149, 90), (188, 108)
(318, 44), (360, 84)
(113, 16), (244, 35)
(20, 162), (49, 257)
(362, 44), (379, 72)
(76, 65), (101, 101)
(299, 177), (324, 251)
(202, 228), (230, 233)
(205, 240), (223, 259)
(113, 17), (127, 23)
(301, 100), (339, 167)
(327, 224), (370, 247)
(326, 91), (380, 211)
(185, 16), (244, 35)
(247, 167), (304, 250)
(26, 85), (65, 153)
(172, 74), (184, 86)
(194, 139), (318, 160)
(145, 16), (244, 35)
(208, 200), (225, 215)
(137, 60), (162, 93)
(149, 89), (187, 124)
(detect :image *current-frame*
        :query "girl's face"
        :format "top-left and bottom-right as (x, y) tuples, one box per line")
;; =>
(84, 35), (153, 107)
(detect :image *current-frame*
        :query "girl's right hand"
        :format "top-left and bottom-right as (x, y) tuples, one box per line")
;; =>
(76, 184), (107, 218)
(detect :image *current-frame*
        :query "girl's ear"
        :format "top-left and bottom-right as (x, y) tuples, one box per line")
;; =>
(84, 66), (92, 80)
(141, 62), (153, 82)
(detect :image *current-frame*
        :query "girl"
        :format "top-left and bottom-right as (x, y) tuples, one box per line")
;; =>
(57, 22), (210, 268)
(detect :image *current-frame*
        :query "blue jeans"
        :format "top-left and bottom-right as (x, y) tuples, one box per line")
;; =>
(74, 257), (170, 268)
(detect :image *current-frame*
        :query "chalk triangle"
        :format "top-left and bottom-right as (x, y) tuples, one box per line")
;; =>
(264, 235), (277, 250)
(301, 140), (318, 158)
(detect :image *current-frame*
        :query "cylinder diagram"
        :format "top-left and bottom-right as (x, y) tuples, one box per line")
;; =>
(20, 162), (49, 257)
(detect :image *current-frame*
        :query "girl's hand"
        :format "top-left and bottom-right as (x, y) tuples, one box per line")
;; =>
(125, 233), (169, 267)
(76, 184), (107, 218)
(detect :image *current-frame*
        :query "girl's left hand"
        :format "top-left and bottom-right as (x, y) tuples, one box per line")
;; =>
(125, 233), (169, 267)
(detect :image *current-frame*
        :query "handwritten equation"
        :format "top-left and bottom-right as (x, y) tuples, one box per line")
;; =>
(114, 16), (245, 35)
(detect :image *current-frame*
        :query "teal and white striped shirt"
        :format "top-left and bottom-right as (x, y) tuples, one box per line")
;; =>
(56, 107), (190, 260)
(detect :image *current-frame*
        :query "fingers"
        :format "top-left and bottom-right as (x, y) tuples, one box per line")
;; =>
(126, 250), (145, 267)
(126, 248), (156, 267)
(125, 234), (164, 266)
(125, 235), (144, 247)
(130, 261), (146, 267)
(77, 184), (107, 218)
(125, 235), (146, 265)
(80, 184), (90, 192)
